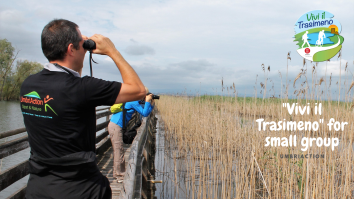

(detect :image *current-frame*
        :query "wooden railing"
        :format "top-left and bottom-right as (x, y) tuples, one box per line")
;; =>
(0, 108), (113, 199)
(122, 110), (157, 199)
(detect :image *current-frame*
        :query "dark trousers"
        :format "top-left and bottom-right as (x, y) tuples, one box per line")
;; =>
(25, 162), (111, 199)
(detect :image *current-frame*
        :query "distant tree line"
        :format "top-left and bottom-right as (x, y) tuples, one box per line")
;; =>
(0, 39), (43, 101)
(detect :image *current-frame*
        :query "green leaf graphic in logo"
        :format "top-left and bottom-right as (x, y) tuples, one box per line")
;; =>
(45, 104), (58, 116)
(24, 91), (41, 99)
(313, 45), (342, 62)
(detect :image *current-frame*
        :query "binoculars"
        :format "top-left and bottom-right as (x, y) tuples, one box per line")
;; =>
(147, 92), (160, 100)
(83, 39), (96, 50)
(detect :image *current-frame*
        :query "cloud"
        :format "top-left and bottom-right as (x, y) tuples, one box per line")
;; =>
(316, 59), (349, 77)
(124, 44), (155, 56)
(170, 59), (215, 71)
(0, 0), (353, 94)
(121, 59), (252, 93)
(0, 9), (27, 25)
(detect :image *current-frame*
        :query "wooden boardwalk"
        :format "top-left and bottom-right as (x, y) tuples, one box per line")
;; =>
(0, 109), (157, 199)
(97, 143), (132, 199)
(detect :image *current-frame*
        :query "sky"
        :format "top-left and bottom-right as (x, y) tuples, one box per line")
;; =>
(0, 0), (353, 98)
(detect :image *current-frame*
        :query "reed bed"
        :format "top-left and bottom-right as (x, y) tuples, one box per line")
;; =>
(155, 60), (354, 198)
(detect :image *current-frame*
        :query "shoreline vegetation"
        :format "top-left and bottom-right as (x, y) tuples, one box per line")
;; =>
(155, 54), (353, 198)
(156, 94), (353, 198)
(0, 38), (42, 101)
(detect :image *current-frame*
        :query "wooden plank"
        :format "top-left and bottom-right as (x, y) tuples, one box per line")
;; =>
(105, 115), (110, 132)
(95, 131), (109, 144)
(96, 120), (110, 132)
(0, 160), (29, 192)
(96, 107), (110, 112)
(96, 110), (111, 120)
(0, 128), (26, 139)
(96, 137), (112, 156)
(6, 184), (27, 199)
(97, 146), (135, 198)
(0, 135), (28, 159)
(141, 189), (148, 199)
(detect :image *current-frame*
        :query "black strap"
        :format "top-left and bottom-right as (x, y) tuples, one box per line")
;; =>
(122, 103), (127, 132)
(89, 51), (98, 77)
(122, 103), (133, 132)
(89, 52), (93, 76)
(53, 63), (75, 77)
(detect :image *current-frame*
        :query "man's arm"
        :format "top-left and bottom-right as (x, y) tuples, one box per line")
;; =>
(131, 94), (154, 117)
(130, 101), (151, 117)
(89, 34), (146, 103)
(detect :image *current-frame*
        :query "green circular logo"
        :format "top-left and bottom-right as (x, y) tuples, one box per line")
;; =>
(294, 10), (344, 62)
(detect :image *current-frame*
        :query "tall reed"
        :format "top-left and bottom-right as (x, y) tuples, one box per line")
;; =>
(156, 60), (353, 198)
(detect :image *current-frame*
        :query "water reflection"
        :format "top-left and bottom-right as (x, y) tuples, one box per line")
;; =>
(155, 115), (189, 198)
(154, 115), (224, 199)
(0, 101), (24, 134)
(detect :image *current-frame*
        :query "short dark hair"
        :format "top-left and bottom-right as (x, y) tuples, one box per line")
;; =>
(41, 19), (82, 61)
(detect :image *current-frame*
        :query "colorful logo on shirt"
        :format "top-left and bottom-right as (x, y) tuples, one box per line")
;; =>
(24, 91), (41, 99)
(293, 10), (344, 62)
(21, 91), (58, 116)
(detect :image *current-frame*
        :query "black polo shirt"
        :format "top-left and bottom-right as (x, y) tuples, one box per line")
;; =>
(20, 65), (121, 199)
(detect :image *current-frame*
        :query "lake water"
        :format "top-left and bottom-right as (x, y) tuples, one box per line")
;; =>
(154, 115), (225, 198)
(0, 101), (24, 133)
(308, 32), (334, 45)
(0, 101), (29, 199)
(154, 115), (189, 199)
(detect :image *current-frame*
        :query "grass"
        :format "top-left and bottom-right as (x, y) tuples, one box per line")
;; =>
(155, 56), (353, 198)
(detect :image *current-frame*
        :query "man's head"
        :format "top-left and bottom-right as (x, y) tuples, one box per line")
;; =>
(42, 19), (87, 72)
(42, 19), (81, 61)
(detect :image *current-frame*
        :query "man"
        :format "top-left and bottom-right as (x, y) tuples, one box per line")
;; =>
(318, 30), (326, 46)
(301, 31), (311, 49)
(20, 19), (145, 199)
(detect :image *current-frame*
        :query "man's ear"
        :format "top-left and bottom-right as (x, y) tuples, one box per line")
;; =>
(67, 43), (75, 57)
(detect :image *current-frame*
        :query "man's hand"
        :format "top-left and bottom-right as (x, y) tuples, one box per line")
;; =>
(82, 35), (89, 40)
(89, 34), (117, 57)
(88, 34), (145, 103)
